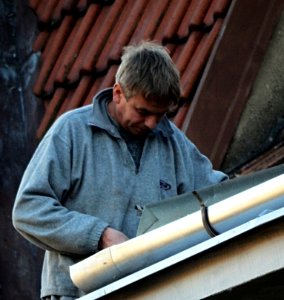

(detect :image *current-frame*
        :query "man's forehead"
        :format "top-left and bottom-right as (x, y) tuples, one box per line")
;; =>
(134, 100), (170, 113)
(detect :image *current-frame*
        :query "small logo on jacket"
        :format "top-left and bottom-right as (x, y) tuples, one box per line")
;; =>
(160, 179), (171, 191)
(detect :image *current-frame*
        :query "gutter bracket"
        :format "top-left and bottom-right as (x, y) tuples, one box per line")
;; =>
(192, 191), (219, 237)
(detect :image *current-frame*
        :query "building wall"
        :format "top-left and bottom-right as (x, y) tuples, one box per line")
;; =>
(222, 8), (284, 172)
(0, 1), (43, 299)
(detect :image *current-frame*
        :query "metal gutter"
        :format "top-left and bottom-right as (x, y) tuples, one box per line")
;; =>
(137, 164), (284, 235)
(70, 174), (284, 293)
(76, 206), (284, 300)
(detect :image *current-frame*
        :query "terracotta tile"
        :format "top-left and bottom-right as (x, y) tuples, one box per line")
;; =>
(62, 0), (79, 11)
(67, 3), (115, 82)
(36, 0), (58, 24)
(155, 0), (190, 41)
(129, 0), (171, 44)
(83, 76), (105, 106)
(173, 103), (191, 129)
(204, 0), (231, 26)
(29, 0), (41, 10)
(33, 16), (75, 96)
(77, 0), (88, 12)
(51, 0), (68, 25)
(98, 65), (117, 90)
(181, 19), (223, 97)
(177, 0), (211, 37)
(43, 20), (82, 95)
(173, 31), (203, 77)
(80, 3), (122, 74)
(36, 88), (68, 139)
(64, 76), (93, 111)
(56, 4), (101, 84)
(235, 142), (284, 175)
(30, 0), (231, 137)
(96, 0), (149, 70)
(33, 31), (57, 96)
(68, 0), (124, 82)
(56, 89), (75, 118)
(84, 65), (117, 106)
(94, 4), (129, 71)
(32, 31), (50, 52)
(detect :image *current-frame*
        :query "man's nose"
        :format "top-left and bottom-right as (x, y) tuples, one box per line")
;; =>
(144, 115), (159, 129)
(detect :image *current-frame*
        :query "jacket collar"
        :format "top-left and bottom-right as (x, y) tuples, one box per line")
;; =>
(88, 88), (174, 138)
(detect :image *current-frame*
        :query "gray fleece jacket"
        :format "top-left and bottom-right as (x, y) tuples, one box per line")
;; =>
(12, 88), (227, 298)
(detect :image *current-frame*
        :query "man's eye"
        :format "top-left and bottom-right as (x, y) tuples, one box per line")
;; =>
(138, 110), (149, 116)
(157, 112), (166, 118)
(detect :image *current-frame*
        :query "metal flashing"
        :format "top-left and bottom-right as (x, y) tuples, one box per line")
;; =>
(77, 207), (284, 300)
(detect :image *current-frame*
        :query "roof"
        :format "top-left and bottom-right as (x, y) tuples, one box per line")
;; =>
(76, 207), (284, 299)
(233, 141), (284, 176)
(69, 171), (284, 295)
(27, 0), (232, 138)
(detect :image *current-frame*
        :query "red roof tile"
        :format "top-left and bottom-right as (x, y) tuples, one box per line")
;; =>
(29, 0), (41, 11)
(67, 2), (122, 82)
(233, 141), (284, 176)
(173, 18), (224, 128)
(36, 87), (68, 138)
(204, 0), (231, 26)
(33, 16), (75, 96)
(32, 31), (50, 52)
(28, 0), (232, 138)
(177, 0), (212, 37)
(181, 18), (223, 97)
(36, 0), (58, 25)
(95, 0), (150, 69)
(43, 19), (83, 96)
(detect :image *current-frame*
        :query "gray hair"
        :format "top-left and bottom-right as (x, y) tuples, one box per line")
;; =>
(115, 41), (181, 108)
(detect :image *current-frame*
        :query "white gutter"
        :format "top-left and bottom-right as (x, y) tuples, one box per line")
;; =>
(76, 207), (284, 300)
(70, 174), (284, 293)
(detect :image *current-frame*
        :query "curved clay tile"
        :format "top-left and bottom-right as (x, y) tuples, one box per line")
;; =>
(83, 76), (105, 106)
(36, 87), (67, 138)
(181, 19), (223, 97)
(29, 0), (41, 10)
(36, 0), (58, 25)
(30, 0), (232, 137)
(51, 0), (73, 26)
(33, 16), (75, 96)
(78, 3), (121, 76)
(96, 0), (149, 70)
(43, 19), (84, 95)
(177, 0), (212, 37)
(67, 1), (123, 82)
(56, 4), (101, 84)
(129, 0), (171, 44)
(108, 0), (149, 61)
(155, 0), (189, 42)
(172, 31), (203, 77)
(77, 0), (89, 12)
(32, 31), (50, 52)
(203, 0), (231, 27)
(61, 76), (94, 112)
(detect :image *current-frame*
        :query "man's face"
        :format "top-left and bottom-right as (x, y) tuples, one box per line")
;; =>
(110, 84), (171, 137)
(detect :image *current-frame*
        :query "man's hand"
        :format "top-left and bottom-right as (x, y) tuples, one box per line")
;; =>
(99, 227), (129, 250)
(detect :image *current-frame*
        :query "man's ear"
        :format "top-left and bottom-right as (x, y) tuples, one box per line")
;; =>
(113, 83), (122, 104)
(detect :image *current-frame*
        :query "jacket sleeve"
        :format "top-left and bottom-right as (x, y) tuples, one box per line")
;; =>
(172, 125), (228, 190)
(12, 127), (109, 256)
(189, 139), (228, 189)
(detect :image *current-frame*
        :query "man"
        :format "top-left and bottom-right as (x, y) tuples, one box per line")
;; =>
(12, 41), (227, 299)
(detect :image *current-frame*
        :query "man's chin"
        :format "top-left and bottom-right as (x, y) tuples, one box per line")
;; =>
(130, 127), (150, 137)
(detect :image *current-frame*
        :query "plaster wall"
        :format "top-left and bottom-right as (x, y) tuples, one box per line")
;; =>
(222, 9), (284, 172)
(0, 1), (43, 299)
